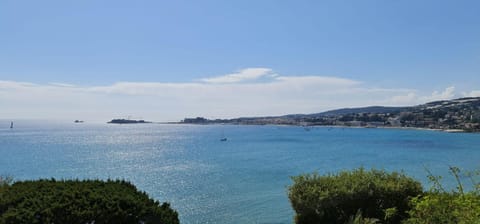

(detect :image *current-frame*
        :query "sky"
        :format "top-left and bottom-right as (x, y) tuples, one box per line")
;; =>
(1, 0), (480, 122)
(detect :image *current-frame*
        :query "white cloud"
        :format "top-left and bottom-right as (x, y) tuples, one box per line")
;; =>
(463, 90), (480, 97)
(49, 82), (76, 87)
(0, 80), (39, 89)
(200, 68), (276, 83)
(0, 69), (475, 122)
(274, 76), (360, 86)
(387, 86), (459, 106)
(389, 92), (418, 105)
(423, 86), (456, 101)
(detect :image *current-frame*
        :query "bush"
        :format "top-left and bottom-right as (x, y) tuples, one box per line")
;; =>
(404, 167), (480, 224)
(404, 193), (480, 224)
(288, 168), (422, 224)
(0, 179), (179, 224)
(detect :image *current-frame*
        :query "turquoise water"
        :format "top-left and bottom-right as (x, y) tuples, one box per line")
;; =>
(1, 121), (479, 223)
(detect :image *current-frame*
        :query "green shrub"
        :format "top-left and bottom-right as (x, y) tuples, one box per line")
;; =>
(404, 167), (480, 224)
(404, 193), (480, 224)
(0, 179), (179, 224)
(288, 168), (422, 224)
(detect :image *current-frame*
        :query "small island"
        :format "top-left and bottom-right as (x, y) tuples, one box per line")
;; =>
(107, 119), (151, 124)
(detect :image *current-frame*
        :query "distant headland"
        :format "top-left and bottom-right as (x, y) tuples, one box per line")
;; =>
(180, 97), (480, 132)
(107, 119), (151, 124)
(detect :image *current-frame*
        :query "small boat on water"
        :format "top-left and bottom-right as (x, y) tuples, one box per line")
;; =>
(10, 121), (13, 129)
(74, 120), (84, 123)
(220, 129), (227, 141)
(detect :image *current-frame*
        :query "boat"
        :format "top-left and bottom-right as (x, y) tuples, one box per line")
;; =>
(74, 120), (84, 123)
(10, 121), (13, 129)
(220, 129), (227, 141)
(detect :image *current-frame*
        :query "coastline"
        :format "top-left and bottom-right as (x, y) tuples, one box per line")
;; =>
(175, 122), (473, 133)
(311, 125), (468, 133)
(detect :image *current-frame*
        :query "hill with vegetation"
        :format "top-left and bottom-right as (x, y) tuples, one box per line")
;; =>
(288, 167), (480, 224)
(307, 106), (409, 116)
(182, 97), (480, 132)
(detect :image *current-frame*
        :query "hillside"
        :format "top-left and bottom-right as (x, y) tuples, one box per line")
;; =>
(182, 97), (480, 132)
(311, 106), (409, 116)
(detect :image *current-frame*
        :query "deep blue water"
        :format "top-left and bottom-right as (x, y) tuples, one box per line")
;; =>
(1, 121), (479, 223)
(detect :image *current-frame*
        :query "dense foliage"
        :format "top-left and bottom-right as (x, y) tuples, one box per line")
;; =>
(0, 179), (179, 224)
(405, 192), (480, 224)
(404, 167), (480, 224)
(288, 168), (422, 224)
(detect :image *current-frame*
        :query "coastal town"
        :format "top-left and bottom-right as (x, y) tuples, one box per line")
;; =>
(182, 97), (480, 132)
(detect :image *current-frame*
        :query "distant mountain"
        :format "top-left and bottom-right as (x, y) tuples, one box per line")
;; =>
(283, 97), (480, 118)
(278, 107), (408, 119)
(311, 106), (409, 116)
(414, 97), (480, 110)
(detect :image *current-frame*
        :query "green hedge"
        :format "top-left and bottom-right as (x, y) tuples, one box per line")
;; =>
(0, 179), (179, 224)
(288, 168), (422, 224)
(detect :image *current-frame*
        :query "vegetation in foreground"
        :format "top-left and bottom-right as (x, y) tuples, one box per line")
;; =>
(0, 178), (179, 224)
(289, 167), (480, 224)
(288, 168), (422, 224)
(1, 167), (479, 224)
(404, 167), (480, 224)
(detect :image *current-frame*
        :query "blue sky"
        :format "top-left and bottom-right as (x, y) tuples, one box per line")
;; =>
(1, 0), (480, 121)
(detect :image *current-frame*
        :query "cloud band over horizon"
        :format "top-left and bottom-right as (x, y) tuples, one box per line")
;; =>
(1, 68), (478, 122)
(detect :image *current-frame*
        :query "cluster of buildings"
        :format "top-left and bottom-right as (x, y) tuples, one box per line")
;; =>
(182, 97), (480, 132)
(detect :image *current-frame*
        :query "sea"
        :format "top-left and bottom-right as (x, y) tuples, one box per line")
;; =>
(0, 121), (479, 224)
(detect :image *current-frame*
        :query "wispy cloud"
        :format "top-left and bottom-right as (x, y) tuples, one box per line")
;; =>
(274, 76), (360, 86)
(390, 92), (418, 105)
(462, 90), (480, 97)
(0, 80), (39, 89)
(387, 86), (459, 106)
(49, 82), (76, 87)
(426, 86), (456, 101)
(200, 68), (277, 83)
(0, 69), (472, 121)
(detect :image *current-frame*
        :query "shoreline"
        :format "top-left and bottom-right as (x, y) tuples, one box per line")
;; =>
(175, 122), (474, 133)
(307, 125), (468, 133)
